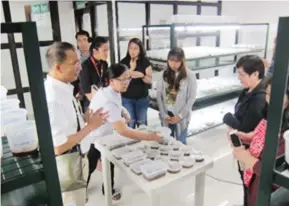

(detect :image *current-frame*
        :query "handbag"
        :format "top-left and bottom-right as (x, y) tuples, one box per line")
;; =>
(55, 100), (89, 205)
(56, 150), (87, 192)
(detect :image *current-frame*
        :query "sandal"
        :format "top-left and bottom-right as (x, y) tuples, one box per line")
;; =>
(112, 190), (121, 201)
(102, 185), (122, 201)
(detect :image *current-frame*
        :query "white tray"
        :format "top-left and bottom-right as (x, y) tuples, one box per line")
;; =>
(130, 159), (152, 175)
(140, 160), (168, 181)
(122, 150), (147, 166)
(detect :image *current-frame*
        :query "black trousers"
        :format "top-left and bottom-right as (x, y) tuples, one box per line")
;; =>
(87, 144), (115, 193)
(238, 163), (248, 206)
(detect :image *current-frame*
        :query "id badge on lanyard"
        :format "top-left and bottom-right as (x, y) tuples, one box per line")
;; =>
(90, 56), (107, 86)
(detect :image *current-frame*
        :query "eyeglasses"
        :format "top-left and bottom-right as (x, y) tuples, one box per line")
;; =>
(115, 77), (132, 84)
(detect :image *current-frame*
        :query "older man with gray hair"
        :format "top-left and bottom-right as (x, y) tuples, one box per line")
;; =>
(44, 42), (109, 204)
(44, 41), (106, 155)
(44, 42), (126, 203)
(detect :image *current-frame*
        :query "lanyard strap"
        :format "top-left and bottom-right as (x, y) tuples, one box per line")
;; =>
(90, 56), (109, 87)
(90, 56), (103, 79)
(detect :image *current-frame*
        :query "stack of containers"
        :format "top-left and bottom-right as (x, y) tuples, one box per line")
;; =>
(0, 85), (38, 157)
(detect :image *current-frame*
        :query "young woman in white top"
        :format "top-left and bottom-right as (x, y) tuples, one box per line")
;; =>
(88, 63), (162, 200)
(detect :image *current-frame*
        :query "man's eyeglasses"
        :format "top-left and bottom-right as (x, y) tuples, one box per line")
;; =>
(115, 77), (132, 84)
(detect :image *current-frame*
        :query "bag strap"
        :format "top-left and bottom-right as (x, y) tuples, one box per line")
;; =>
(72, 100), (83, 155)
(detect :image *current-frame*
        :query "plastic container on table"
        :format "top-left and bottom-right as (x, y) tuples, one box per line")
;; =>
(283, 130), (289, 164)
(155, 126), (171, 139)
(159, 145), (172, 156)
(192, 154), (205, 162)
(140, 160), (168, 181)
(106, 139), (126, 151)
(148, 142), (160, 150)
(147, 125), (159, 133)
(130, 159), (152, 175)
(122, 150), (147, 166)
(5, 121), (38, 156)
(170, 140), (183, 151)
(182, 157), (196, 168)
(168, 161), (182, 173)
(180, 146), (192, 156)
(1, 108), (27, 136)
(169, 150), (183, 161)
(135, 143), (148, 152)
(146, 149), (160, 160)
(160, 156), (170, 163)
(112, 146), (134, 160)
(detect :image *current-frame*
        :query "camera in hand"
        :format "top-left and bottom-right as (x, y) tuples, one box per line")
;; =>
(229, 130), (242, 147)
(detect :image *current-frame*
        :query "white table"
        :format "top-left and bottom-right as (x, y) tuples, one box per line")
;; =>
(94, 136), (214, 206)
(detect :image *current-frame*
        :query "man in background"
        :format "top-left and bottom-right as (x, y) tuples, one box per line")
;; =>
(75, 30), (91, 64)
(72, 30), (91, 108)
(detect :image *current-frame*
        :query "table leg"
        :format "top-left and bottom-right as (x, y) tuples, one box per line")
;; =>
(149, 191), (160, 206)
(194, 172), (205, 206)
(102, 155), (112, 206)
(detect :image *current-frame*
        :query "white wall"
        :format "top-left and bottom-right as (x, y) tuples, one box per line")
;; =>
(222, 0), (289, 59)
(1, 1), (76, 116)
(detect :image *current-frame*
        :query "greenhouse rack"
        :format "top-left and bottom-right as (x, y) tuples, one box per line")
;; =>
(115, 0), (222, 61)
(142, 22), (269, 57)
(257, 16), (289, 206)
(1, 22), (62, 205)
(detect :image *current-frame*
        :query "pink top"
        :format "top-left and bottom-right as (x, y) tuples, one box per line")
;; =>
(244, 119), (267, 187)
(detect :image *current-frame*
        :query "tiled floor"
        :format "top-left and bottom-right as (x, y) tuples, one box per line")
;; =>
(86, 124), (244, 206)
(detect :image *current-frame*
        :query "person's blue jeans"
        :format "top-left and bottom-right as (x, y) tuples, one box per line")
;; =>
(122, 96), (150, 129)
(168, 124), (188, 145)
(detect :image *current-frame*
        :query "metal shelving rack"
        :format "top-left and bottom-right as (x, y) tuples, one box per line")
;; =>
(115, 0), (222, 61)
(257, 16), (289, 206)
(142, 22), (269, 71)
(1, 22), (62, 206)
(146, 22), (269, 111)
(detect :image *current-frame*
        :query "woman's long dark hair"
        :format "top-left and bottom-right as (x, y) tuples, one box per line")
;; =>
(123, 38), (146, 62)
(264, 77), (289, 132)
(163, 47), (187, 92)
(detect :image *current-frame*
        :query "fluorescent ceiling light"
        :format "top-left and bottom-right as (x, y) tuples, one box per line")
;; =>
(175, 25), (241, 31)
(119, 25), (240, 32)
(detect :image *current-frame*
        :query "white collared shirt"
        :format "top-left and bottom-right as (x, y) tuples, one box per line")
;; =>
(45, 75), (85, 147)
(88, 86), (122, 142)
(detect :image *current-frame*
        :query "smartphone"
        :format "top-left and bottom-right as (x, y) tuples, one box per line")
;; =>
(229, 130), (242, 147)
(167, 111), (174, 117)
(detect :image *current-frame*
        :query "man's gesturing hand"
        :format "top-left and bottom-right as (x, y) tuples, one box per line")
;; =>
(87, 108), (109, 130)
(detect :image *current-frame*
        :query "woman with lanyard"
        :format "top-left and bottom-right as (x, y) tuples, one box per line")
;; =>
(120, 38), (152, 128)
(79, 36), (109, 112)
(156, 47), (197, 145)
(88, 63), (163, 200)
